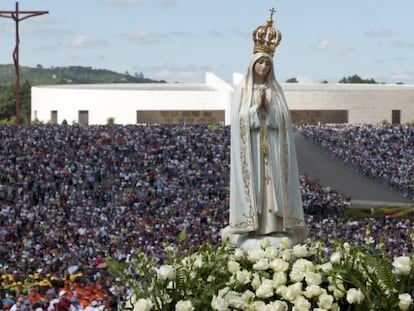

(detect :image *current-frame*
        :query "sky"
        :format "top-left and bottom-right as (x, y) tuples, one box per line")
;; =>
(0, 0), (413, 84)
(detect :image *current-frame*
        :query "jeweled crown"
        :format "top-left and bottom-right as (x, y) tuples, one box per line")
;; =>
(252, 8), (282, 56)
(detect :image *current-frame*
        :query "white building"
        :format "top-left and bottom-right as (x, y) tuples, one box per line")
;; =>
(31, 72), (414, 125)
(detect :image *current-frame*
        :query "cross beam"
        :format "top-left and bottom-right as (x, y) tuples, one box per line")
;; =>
(0, 1), (48, 124)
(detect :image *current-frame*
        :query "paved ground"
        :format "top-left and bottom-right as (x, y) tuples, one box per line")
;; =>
(294, 131), (414, 208)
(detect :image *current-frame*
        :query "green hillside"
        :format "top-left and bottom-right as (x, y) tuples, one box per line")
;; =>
(0, 64), (166, 123)
(0, 64), (165, 85)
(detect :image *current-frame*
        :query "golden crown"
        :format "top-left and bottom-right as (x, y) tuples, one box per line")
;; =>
(252, 8), (282, 56)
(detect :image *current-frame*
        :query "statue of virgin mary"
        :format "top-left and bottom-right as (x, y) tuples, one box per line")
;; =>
(222, 9), (307, 249)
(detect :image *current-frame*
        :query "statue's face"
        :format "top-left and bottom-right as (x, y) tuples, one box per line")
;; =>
(253, 57), (272, 81)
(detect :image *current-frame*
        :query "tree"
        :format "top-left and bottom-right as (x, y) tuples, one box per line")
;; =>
(0, 80), (31, 123)
(339, 74), (378, 84)
(20, 80), (32, 123)
(0, 84), (15, 122)
(285, 77), (298, 83)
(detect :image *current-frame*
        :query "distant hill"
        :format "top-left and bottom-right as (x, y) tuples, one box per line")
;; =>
(0, 64), (166, 86)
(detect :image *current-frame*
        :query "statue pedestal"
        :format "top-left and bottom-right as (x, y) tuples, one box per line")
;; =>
(221, 226), (307, 252)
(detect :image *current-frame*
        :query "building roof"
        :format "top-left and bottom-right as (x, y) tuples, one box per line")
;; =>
(33, 83), (218, 92)
(281, 82), (414, 92)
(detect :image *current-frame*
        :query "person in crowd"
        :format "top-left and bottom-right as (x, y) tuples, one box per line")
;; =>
(0, 122), (413, 307)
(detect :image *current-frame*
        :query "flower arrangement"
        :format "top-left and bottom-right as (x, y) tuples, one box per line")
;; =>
(107, 229), (414, 311)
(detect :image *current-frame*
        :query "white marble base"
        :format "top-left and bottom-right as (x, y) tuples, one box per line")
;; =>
(221, 226), (306, 252)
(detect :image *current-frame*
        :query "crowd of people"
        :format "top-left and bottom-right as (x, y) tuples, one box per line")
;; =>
(0, 123), (412, 310)
(297, 124), (414, 199)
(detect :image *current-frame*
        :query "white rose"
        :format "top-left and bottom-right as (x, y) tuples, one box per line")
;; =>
(283, 282), (302, 302)
(293, 295), (311, 311)
(318, 293), (334, 310)
(392, 256), (411, 276)
(260, 304), (277, 311)
(218, 287), (230, 297)
(330, 252), (341, 264)
(256, 279), (274, 299)
(253, 258), (270, 271)
(220, 226), (232, 242)
(281, 249), (291, 262)
(269, 258), (289, 272)
(279, 237), (290, 250)
(193, 254), (203, 269)
(272, 300), (288, 311)
(289, 269), (305, 282)
(264, 246), (279, 259)
(207, 275), (215, 283)
(234, 248), (245, 260)
(330, 286), (345, 300)
(241, 290), (255, 303)
(189, 271), (196, 280)
(249, 300), (265, 310)
(292, 259), (315, 273)
(211, 295), (228, 311)
(343, 242), (351, 254)
(292, 244), (308, 258)
(133, 298), (153, 311)
(304, 271), (322, 286)
(157, 264), (176, 281)
(236, 269), (252, 284)
(261, 237), (271, 249)
(272, 271), (287, 287)
(398, 293), (412, 311)
(275, 285), (287, 297)
(228, 260), (241, 274)
(303, 284), (323, 299)
(248, 248), (266, 262)
(181, 257), (191, 267)
(251, 272), (262, 290)
(328, 275), (345, 298)
(317, 262), (333, 273)
(346, 288), (365, 304)
(175, 300), (194, 311)
(225, 291), (246, 309)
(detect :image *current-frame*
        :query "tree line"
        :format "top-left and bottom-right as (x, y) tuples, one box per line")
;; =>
(0, 64), (165, 124)
(286, 74), (404, 84)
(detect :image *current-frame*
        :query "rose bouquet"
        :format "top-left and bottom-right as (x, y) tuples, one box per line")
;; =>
(107, 229), (414, 310)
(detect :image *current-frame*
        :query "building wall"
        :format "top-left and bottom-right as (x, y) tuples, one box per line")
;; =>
(283, 83), (414, 124)
(31, 73), (414, 125)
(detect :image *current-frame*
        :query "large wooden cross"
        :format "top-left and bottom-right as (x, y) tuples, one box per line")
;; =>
(0, 1), (48, 124)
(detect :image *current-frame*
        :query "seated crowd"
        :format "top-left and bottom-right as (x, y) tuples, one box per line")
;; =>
(297, 124), (414, 199)
(0, 124), (412, 310)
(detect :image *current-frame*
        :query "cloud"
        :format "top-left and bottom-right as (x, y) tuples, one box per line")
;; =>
(70, 35), (108, 48)
(121, 30), (166, 45)
(377, 39), (414, 48)
(102, 0), (145, 5)
(133, 64), (212, 83)
(103, 0), (177, 5)
(295, 75), (318, 83)
(388, 71), (414, 83)
(159, 0), (177, 6)
(365, 29), (395, 38)
(316, 40), (354, 53)
(207, 30), (224, 38)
